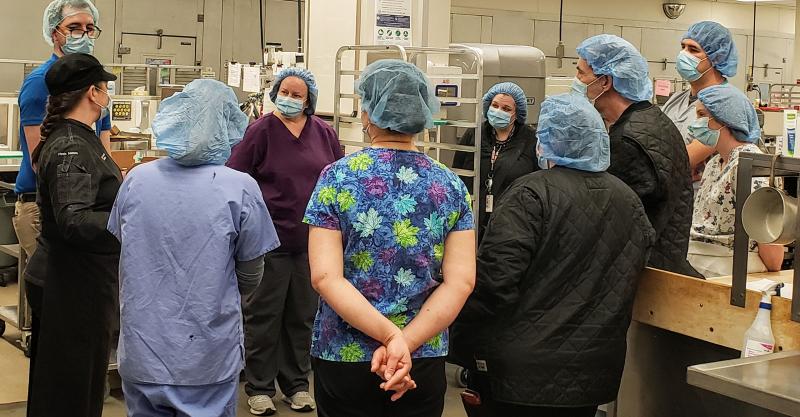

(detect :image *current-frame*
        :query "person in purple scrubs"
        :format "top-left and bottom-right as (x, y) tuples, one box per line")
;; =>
(228, 67), (344, 415)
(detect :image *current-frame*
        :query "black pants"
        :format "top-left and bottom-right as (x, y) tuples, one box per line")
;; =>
(25, 281), (43, 417)
(243, 252), (317, 397)
(313, 357), (446, 417)
(27, 250), (117, 417)
(467, 372), (598, 417)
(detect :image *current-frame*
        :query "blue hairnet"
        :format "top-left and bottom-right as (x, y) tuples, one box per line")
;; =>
(537, 93), (610, 172)
(684, 21), (738, 78)
(697, 84), (760, 143)
(269, 67), (318, 115)
(43, 0), (100, 46)
(153, 79), (249, 166)
(483, 82), (527, 124)
(576, 35), (653, 102)
(356, 59), (440, 135)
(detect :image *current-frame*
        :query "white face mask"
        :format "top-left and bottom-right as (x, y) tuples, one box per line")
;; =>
(571, 76), (605, 104)
(92, 86), (111, 119)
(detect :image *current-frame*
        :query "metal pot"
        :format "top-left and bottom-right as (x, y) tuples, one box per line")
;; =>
(743, 187), (798, 245)
(742, 154), (799, 245)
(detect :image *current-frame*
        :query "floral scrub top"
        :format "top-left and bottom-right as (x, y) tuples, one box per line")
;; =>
(303, 148), (474, 362)
(690, 143), (766, 251)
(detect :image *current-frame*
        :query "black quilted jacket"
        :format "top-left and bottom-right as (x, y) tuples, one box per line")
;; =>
(451, 167), (655, 407)
(608, 101), (702, 278)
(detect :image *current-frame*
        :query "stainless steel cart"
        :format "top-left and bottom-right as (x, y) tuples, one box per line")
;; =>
(0, 225), (31, 356)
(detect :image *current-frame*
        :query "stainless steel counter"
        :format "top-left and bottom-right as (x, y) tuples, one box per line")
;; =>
(688, 351), (800, 416)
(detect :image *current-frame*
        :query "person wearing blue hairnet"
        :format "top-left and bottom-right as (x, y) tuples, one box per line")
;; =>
(663, 21), (740, 190)
(107, 79), (280, 417)
(15, 3), (110, 404)
(687, 84), (782, 277)
(576, 34), (700, 278)
(452, 82), (538, 241)
(451, 93), (654, 417)
(629, 82), (783, 417)
(303, 59), (475, 416)
(664, 22), (738, 146)
(227, 67), (343, 415)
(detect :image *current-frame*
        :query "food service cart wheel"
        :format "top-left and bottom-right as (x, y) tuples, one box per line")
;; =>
(454, 366), (469, 388)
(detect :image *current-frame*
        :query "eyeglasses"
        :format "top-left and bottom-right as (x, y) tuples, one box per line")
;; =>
(58, 25), (102, 40)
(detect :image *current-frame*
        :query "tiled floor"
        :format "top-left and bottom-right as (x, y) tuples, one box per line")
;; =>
(0, 368), (469, 417)
(0, 281), (468, 417)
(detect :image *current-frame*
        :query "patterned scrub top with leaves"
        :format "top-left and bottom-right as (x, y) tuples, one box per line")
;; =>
(690, 143), (767, 251)
(303, 148), (474, 362)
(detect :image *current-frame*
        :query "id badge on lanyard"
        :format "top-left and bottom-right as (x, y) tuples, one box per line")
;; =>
(486, 144), (504, 213)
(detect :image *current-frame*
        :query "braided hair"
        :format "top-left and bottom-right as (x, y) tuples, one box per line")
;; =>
(32, 85), (92, 165)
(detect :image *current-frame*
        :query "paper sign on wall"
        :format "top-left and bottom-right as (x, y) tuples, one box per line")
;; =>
(375, 0), (412, 47)
(227, 63), (242, 88)
(654, 79), (672, 97)
(242, 66), (262, 93)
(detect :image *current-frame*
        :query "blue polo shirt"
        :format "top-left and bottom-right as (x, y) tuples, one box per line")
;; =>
(16, 54), (111, 194)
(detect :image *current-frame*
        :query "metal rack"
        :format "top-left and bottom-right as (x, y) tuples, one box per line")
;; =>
(768, 84), (800, 108)
(0, 94), (19, 150)
(732, 152), (800, 322)
(332, 44), (485, 226)
(0, 59), (204, 97)
(0, 181), (29, 354)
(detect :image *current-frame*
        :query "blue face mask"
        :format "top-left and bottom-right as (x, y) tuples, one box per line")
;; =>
(275, 95), (305, 118)
(61, 35), (95, 55)
(487, 107), (512, 129)
(688, 117), (722, 147)
(571, 77), (604, 103)
(536, 144), (549, 169)
(537, 154), (549, 170)
(676, 50), (710, 82)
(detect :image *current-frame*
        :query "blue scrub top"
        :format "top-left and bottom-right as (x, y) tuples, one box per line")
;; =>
(108, 158), (280, 385)
(17, 54), (112, 194)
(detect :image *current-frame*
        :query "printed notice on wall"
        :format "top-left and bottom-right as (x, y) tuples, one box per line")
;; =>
(242, 66), (262, 93)
(654, 79), (672, 97)
(375, 0), (412, 47)
(227, 63), (242, 88)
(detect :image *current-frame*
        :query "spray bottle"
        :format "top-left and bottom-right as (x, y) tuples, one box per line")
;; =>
(741, 282), (784, 358)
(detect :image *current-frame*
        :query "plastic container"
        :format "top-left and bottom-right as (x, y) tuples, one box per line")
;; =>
(741, 282), (782, 358)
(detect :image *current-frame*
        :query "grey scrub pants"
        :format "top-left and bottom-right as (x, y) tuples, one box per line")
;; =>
(243, 252), (318, 398)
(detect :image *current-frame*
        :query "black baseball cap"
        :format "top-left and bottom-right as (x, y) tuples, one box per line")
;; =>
(45, 53), (117, 96)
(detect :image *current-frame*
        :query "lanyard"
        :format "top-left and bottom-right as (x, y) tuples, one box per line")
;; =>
(486, 125), (514, 194)
(487, 141), (507, 192)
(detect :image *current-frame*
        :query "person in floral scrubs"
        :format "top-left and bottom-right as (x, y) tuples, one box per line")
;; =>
(687, 84), (784, 277)
(303, 60), (476, 417)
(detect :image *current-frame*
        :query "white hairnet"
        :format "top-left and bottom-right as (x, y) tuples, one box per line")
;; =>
(43, 0), (100, 46)
(357, 59), (440, 135)
(537, 93), (610, 172)
(153, 79), (249, 166)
